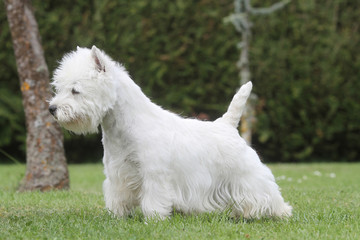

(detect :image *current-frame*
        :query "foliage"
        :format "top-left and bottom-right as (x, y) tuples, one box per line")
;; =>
(250, 0), (360, 161)
(0, 0), (359, 162)
(1, 163), (359, 239)
(0, 89), (24, 148)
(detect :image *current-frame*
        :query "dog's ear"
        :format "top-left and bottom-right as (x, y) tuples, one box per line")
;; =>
(91, 45), (106, 73)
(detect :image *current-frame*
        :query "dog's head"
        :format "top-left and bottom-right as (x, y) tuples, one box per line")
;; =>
(49, 46), (117, 134)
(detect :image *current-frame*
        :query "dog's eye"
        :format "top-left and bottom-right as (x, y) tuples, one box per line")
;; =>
(72, 88), (80, 95)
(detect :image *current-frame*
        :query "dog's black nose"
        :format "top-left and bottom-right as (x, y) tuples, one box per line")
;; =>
(49, 105), (57, 116)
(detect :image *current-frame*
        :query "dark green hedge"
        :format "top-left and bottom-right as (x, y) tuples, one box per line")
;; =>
(250, 0), (360, 161)
(0, 0), (359, 162)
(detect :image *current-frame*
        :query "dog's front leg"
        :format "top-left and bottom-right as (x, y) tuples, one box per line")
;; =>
(103, 178), (137, 217)
(139, 173), (173, 220)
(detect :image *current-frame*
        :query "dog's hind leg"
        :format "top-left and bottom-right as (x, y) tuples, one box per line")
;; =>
(229, 171), (292, 219)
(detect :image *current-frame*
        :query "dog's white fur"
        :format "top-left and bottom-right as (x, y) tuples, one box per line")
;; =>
(49, 46), (292, 219)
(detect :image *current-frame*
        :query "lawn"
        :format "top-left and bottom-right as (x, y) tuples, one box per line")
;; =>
(0, 163), (359, 239)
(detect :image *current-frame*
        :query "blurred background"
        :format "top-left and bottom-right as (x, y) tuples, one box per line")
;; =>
(1, 0), (359, 164)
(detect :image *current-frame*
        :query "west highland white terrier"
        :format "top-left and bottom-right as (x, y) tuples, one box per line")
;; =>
(49, 46), (292, 220)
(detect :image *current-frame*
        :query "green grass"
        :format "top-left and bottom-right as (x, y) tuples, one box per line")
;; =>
(0, 163), (359, 239)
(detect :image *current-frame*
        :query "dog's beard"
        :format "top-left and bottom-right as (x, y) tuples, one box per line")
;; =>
(59, 118), (99, 134)
(55, 109), (99, 134)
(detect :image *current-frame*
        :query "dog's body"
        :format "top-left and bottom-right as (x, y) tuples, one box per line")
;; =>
(49, 46), (292, 219)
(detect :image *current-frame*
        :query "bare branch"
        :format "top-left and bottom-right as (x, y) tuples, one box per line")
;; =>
(249, 0), (291, 15)
(224, 13), (252, 33)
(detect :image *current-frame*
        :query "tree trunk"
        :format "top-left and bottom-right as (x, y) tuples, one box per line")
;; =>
(227, 0), (288, 145)
(236, 7), (257, 145)
(4, 0), (69, 191)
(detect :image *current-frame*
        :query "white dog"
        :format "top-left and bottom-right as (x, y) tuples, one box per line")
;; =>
(49, 46), (292, 220)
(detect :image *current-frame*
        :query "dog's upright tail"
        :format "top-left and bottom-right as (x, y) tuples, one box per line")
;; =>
(215, 81), (253, 128)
